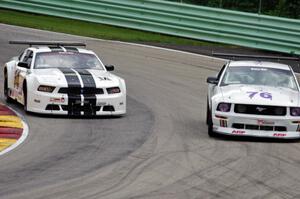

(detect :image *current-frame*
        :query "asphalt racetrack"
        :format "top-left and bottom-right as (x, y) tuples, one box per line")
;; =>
(1, 24), (300, 199)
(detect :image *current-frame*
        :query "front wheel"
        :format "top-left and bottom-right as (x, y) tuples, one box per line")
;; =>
(207, 105), (217, 137)
(208, 123), (217, 137)
(4, 73), (13, 103)
(23, 83), (28, 112)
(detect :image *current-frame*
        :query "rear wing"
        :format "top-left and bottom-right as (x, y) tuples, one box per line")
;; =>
(9, 41), (86, 47)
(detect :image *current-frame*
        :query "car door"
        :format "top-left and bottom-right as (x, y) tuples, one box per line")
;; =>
(14, 49), (33, 102)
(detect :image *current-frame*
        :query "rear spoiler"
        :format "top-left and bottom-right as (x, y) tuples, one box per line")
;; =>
(212, 52), (299, 61)
(9, 41), (86, 47)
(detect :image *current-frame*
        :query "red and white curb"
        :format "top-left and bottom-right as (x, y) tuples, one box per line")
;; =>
(0, 104), (28, 156)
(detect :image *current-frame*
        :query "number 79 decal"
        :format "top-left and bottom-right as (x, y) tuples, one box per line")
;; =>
(247, 91), (272, 100)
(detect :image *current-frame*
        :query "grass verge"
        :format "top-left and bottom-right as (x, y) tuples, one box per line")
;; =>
(0, 9), (219, 46)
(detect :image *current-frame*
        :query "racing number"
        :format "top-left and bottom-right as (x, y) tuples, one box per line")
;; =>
(14, 69), (22, 88)
(14, 50), (32, 97)
(247, 91), (272, 100)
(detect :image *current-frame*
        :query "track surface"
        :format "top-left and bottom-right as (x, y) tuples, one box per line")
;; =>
(1, 24), (300, 199)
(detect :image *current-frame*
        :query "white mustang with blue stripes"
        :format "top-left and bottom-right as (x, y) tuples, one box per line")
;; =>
(4, 42), (126, 116)
(207, 61), (300, 139)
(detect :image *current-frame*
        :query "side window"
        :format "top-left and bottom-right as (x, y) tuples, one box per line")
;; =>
(217, 64), (226, 80)
(18, 51), (25, 61)
(23, 50), (33, 66)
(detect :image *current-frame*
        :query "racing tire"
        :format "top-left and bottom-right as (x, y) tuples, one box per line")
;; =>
(4, 72), (13, 103)
(206, 102), (209, 125)
(23, 82), (28, 112)
(208, 123), (217, 137)
(207, 104), (217, 137)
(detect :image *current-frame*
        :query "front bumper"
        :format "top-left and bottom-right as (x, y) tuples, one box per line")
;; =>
(212, 112), (300, 139)
(27, 91), (126, 116)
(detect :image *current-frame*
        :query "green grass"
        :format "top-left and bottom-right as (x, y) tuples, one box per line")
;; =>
(0, 9), (218, 46)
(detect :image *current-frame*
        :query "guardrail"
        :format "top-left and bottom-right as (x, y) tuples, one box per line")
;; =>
(0, 0), (300, 55)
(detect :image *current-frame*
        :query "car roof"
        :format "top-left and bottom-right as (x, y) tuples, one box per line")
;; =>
(228, 60), (291, 71)
(28, 46), (95, 54)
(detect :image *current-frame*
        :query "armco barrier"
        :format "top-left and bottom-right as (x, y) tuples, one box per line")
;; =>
(0, 0), (300, 55)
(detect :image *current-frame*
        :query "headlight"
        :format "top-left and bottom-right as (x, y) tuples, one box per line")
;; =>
(107, 87), (121, 94)
(38, 85), (55, 93)
(217, 103), (231, 112)
(290, 107), (300, 116)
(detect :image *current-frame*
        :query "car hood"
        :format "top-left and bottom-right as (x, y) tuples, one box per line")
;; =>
(219, 85), (300, 107)
(33, 68), (121, 87)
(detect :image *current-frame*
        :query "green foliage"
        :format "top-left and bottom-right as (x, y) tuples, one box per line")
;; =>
(165, 0), (300, 19)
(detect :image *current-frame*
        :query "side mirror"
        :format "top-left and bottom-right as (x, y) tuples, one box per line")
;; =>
(105, 65), (114, 71)
(207, 77), (218, 84)
(17, 62), (30, 69)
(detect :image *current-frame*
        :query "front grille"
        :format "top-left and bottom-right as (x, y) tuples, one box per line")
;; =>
(58, 87), (104, 95)
(61, 105), (101, 112)
(234, 104), (286, 116)
(103, 105), (115, 112)
(232, 123), (287, 132)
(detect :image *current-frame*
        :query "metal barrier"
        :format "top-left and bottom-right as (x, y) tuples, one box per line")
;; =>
(1, 0), (300, 55)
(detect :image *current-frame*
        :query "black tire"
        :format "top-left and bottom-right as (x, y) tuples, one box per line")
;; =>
(207, 101), (217, 137)
(23, 82), (28, 112)
(4, 71), (13, 103)
(206, 103), (209, 125)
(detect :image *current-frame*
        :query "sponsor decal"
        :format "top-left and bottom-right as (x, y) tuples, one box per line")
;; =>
(273, 133), (286, 137)
(251, 68), (267, 71)
(34, 99), (41, 103)
(257, 119), (275, 125)
(247, 91), (272, 100)
(232, 130), (245, 134)
(98, 77), (111, 81)
(50, 97), (65, 103)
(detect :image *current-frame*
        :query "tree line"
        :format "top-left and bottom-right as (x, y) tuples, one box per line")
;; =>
(165, 0), (300, 19)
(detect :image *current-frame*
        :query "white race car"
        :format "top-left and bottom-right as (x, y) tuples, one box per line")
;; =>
(4, 41), (126, 116)
(207, 60), (300, 139)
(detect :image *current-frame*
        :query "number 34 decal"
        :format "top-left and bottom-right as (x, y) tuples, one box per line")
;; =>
(247, 91), (272, 100)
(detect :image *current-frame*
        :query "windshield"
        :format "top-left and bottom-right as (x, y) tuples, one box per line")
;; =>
(34, 52), (104, 69)
(220, 66), (298, 91)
